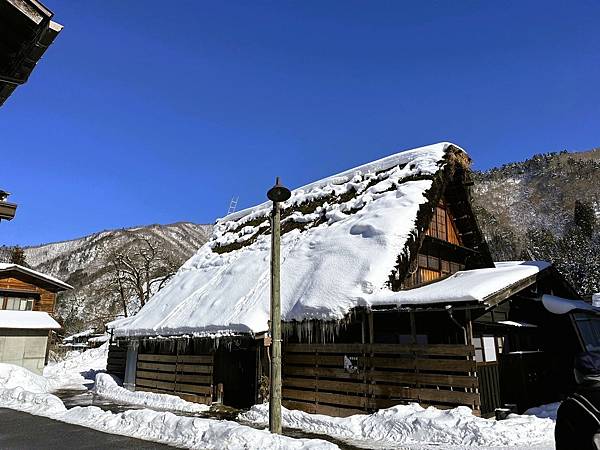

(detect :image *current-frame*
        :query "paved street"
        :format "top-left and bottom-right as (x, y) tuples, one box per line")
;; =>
(0, 408), (174, 449)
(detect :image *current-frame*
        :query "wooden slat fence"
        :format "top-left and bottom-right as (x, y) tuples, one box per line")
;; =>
(283, 343), (479, 417)
(135, 353), (214, 404)
(106, 344), (126, 380)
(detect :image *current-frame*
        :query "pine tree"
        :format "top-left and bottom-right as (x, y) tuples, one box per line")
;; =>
(9, 246), (26, 266)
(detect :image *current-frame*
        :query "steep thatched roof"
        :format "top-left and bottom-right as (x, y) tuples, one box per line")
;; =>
(115, 142), (493, 338)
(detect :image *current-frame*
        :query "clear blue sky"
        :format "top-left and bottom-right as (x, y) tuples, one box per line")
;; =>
(2, 0), (599, 246)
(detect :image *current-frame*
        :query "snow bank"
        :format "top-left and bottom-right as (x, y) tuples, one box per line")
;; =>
(44, 342), (108, 389)
(0, 385), (336, 449)
(0, 363), (58, 393)
(239, 403), (555, 448)
(94, 373), (209, 414)
(0, 361), (335, 449)
(0, 386), (66, 415)
(62, 407), (336, 449)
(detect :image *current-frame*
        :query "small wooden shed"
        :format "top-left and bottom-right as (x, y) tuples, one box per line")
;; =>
(109, 143), (584, 415)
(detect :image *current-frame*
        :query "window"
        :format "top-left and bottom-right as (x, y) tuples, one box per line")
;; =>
(4, 297), (34, 311)
(403, 253), (466, 289)
(474, 336), (499, 363)
(426, 203), (462, 245)
(574, 314), (600, 351)
(483, 336), (497, 362)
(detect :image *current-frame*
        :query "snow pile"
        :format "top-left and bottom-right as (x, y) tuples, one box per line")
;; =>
(239, 403), (555, 448)
(94, 373), (209, 414)
(0, 362), (59, 393)
(44, 342), (108, 389)
(525, 402), (561, 420)
(62, 407), (336, 449)
(0, 386), (66, 415)
(0, 386), (336, 449)
(117, 143), (465, 337)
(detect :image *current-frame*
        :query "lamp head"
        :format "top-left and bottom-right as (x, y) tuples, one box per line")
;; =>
(267, 177), (291, 203)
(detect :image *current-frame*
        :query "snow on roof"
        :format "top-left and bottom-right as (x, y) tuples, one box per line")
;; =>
(115, 143), (475, 338)
(0, 311), (61, 329)
(368, 261), (551, 307)
(542, 294), (600, 315)
(0, 263), (72, 290)
(63, 328), (96, 342)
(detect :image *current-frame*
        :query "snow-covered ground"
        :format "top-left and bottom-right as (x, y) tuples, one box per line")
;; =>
(240, 403), (556, 450)
(94, 372), (209, 414)
(0, 346), (335, 449)
(0, 344), (560, 449)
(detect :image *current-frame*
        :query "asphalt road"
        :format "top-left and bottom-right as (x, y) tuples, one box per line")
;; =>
(0, 408), (174, 449)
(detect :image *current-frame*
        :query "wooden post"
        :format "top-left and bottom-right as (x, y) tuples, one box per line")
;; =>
(269, 200), (282, 434)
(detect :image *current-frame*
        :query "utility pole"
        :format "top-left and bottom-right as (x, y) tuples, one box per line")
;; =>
(267, 177), (290, 435)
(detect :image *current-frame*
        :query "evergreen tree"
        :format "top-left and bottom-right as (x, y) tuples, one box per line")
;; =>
(9, 246), (26, 266)
(573, 200), (596, 238)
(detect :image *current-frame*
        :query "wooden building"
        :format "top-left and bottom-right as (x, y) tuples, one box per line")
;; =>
(0, 0), (62, 107)
(0, 263), (72, 374)
(109, 142), (591, 416)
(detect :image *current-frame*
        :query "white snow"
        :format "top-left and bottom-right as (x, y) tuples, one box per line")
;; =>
(1, 347), (335, 449)
(367, 261), (550, 307)
(497, 320), (538, 328)
(0, 310), (61, 329)
(94, 372), (209, 413)
(542, 294), (600, 315)
(63, 328), (96, 342)
(116, 143), (477, 337)
(0, 263), (72, 290)
(240, 403), (556, 449)
(43, 342), (109, 389)
(0, 385), (335, 449)
(0, 362), (60, 393)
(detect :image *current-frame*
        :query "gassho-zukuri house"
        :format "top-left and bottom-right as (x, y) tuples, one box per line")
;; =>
(108, 142), (598, 417)
(0, 263), (72, 374)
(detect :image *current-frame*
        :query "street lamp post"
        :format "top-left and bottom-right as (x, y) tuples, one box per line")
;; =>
(267, 176), (291, 435)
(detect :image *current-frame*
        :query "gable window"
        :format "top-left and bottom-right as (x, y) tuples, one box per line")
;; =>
(3, 297), (34, 311)
(426, 202), (462, 245)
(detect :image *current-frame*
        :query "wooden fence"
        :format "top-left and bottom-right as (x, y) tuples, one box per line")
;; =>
(106, 344), (126, 380)
(135, 352), (214, 404)
(477, 362), (501, 415)
(282, 343), (479, 417)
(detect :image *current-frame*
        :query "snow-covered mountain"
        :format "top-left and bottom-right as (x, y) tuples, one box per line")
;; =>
(472, 147), (600, 260)
(23, 222), (212, 332)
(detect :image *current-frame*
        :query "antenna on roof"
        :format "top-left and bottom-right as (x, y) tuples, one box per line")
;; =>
(227, 196), (239, 215)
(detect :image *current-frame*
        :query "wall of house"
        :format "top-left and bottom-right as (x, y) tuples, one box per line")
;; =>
(0, 329), (50, 375)
(0, 275), (57, 314)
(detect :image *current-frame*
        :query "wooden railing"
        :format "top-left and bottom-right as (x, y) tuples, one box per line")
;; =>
(283, 343), (479, 417)
(135, 353), (214, 404)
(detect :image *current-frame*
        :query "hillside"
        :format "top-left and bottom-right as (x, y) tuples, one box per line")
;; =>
(22, 222), (212, 333)
(472, 148), (600, 295)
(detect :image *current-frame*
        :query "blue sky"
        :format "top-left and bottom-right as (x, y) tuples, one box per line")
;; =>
(2, 0), (599, 246)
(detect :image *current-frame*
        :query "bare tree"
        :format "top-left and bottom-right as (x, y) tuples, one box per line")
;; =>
(106, 238), (182, 316)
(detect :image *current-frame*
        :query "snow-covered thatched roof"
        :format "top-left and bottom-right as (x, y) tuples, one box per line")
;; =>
(0, 263), (72, 291)
(115, 142), (496, 338)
